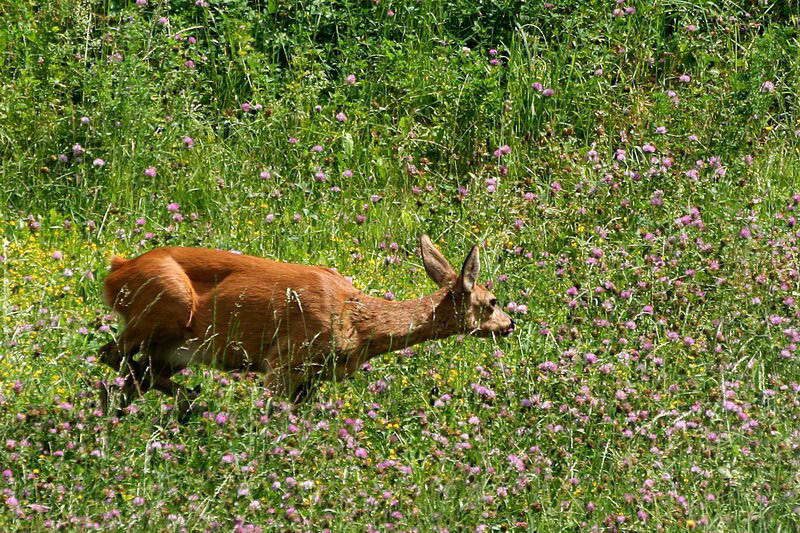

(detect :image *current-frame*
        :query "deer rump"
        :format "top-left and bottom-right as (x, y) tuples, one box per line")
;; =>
(103, 247), (359, 381)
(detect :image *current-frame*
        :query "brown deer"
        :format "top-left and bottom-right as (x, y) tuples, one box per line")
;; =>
(98, 235), (515, 415)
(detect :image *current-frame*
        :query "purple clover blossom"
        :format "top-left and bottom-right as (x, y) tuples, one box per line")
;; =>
(539, 361), (558, 373)
(507, 454), (525, 471)
(768, 315), (786, 326)
(471, 383), (496, 399)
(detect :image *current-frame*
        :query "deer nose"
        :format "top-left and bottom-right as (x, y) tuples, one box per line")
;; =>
(502, 318), (516, 336)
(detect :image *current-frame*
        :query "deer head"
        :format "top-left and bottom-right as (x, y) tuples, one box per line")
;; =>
(420, 235), (515, 338)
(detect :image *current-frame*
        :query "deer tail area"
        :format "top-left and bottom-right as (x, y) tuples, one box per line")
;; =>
(110, 255), (129, 271)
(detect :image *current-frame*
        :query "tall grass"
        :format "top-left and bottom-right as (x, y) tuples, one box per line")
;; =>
(1, 0), (799, 530)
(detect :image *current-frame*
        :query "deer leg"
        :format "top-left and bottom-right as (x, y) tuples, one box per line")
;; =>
(134, 345), (201, 422)
(98, 338), (141, 372)
(140, 371), (199, 423)
(99, 357), (148, 417)
(98, 326), (149, 413)
(104, 340), (180, 416)
(260, 350), (294, 400)
(98, 341), (122, 371)
(111, 369), (199, 420)
(98, 321), (162, 372)
(291, 380), (318, 404)
(116, 358), (152, 414)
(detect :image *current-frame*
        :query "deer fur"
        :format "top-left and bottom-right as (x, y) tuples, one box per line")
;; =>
(99, 235), (514, 414)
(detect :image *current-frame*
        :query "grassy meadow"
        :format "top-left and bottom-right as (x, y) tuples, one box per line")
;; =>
(2, 0), (800, 530)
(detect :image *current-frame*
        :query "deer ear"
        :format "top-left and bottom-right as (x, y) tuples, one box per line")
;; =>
(420, 234), (457, 288)
(458, 246), (480, 293)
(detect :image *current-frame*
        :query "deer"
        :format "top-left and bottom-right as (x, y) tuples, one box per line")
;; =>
(98, 235), (515, 417)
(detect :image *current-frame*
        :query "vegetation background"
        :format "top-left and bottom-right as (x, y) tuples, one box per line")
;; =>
(1, 0), (800, 530)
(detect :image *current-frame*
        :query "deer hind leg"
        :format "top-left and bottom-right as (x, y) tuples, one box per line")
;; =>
(116, 358), (151, 413)
(100, 339), (192, 416)
(149, 372), (201, 423)
(291, 380), (318, 404)
(263, 369), (317, 405)
(97, 324), (150, 372)
(100, 356), (149, 416)
(98, 324), (172, 415)
(133, 343), (201, 421)
(101, 255), (198, 414)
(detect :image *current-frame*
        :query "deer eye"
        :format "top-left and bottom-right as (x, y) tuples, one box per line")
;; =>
(489, 298), (497, 307)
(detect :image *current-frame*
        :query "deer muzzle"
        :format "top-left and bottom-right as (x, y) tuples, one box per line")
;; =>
(501, 319), (516, 337)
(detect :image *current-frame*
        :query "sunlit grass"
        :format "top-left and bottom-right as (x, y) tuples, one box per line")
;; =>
(1, 0), (799, 530)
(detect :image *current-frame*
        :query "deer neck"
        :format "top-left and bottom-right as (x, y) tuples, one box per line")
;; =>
(349, 287), (456, 360)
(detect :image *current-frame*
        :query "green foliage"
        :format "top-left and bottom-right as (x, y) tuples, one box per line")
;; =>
(1, 0), (799, 530)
